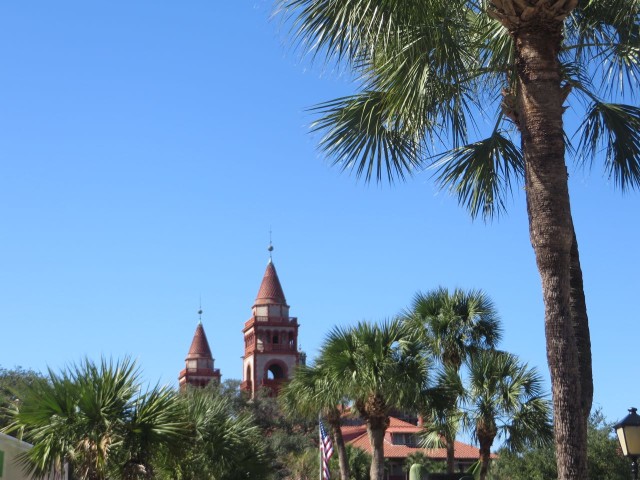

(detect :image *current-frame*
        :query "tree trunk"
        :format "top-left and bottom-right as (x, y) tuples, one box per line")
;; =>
(569, 229), (593, 421)
(328, 417), (351, 480)
(515, 19), (588, 480)
(478, 440), (492, 480)
(367, 424), (386, 480)
(446, 436), (455, 474)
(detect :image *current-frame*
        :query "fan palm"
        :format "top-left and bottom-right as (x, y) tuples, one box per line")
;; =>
(5, 358), (140, 480)
(280, 364), (351, 480)
(283, 448), (319, 480)
(275, 1), (640, 478)
(407, 288), (502, 372)
(461, 350), (553, 480)
(118, 386), (186, 480)
(419, 379), (465, 475)
(317, 319), (430, 480)
(3, 358), (187, 480)
(406, 287), (501, 472)
(163, 387), (271, 480)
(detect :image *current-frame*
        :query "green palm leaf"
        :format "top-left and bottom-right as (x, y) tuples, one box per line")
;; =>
(576, 101), (640, 190)
(311, 91), (423, 183)
(431, 129), (523, 220)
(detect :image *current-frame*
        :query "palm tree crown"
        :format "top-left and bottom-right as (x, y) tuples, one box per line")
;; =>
(407, 287), (502, 371)
(4, 358), (186, 480)
(280, 364), (352, 480)
(461, 350), (553, 480)
(406, 287), (502, 473)
(317, 319), (430, 480)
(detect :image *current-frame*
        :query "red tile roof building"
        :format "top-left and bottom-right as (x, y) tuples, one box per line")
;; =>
(343, 416), (483, 479)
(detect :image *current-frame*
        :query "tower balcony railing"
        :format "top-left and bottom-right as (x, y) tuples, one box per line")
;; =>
(179, 367), (221, 377)
(253, 316), (298, 324)
(244, 316), (298, 330)
(246, 343), (297, 354)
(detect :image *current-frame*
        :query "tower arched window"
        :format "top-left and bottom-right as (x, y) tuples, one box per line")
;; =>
(266, 363), (285, 380)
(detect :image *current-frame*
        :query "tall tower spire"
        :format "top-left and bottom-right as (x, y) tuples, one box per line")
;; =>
(178, 307), (221, 390)
(241, 248), (300, 397)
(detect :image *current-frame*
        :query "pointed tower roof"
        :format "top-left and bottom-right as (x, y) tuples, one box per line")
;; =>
(255, 259), (287, 306)
(186, 322), (213, 360)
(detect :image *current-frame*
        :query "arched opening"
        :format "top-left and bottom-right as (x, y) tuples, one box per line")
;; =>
(246, 364), (252, 382)
(266, 363), (285, 380)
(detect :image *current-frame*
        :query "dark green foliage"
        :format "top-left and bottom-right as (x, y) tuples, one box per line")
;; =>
(162, 386), (271, 480)
(488, 410), (629, 480)
(284, 447), (320, 480)
(220, 385), (316, 479)
(2, 361), (276, 480)
(329, 444), (371, 480)
(0, 366), (44, 431)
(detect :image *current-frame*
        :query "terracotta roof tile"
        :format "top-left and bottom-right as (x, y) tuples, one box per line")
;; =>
(255, 261), (287, 305)
(186, 323), (213, 359)
(343, 415), (489, 461)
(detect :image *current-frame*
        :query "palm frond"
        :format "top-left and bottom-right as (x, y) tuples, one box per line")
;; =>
(568, 0), (640, 95)
(576, 101), (640, 190)
(311, 91), (424, 183)
(475, 9), (515, 93)
(277, 0), (401, 66)
(431, 128), (523, 220)
(368, 0), (482, 147)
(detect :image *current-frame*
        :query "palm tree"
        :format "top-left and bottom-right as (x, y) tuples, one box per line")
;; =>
(6, 358), (140, 480)
(407, 288), (502, 373)
(280, 364), (351, 480)
(461, 350), (553, 480)
(163, 387), (271, 480)
(317, 319), (430, 480)
(119, 386), (186, 480)
(407, 287), (501, 472)
(3, 358), (187, 480)
(275, 1), (640, 477)
(419, 379), (464, 475)
(283, 448), (319, 480)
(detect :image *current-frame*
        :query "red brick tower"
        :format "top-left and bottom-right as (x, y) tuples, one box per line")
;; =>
(178, 312), (221, 390)
(241, 249), (300, 396)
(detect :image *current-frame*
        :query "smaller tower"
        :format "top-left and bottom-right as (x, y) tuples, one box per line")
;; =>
(179, 309), (221, 390)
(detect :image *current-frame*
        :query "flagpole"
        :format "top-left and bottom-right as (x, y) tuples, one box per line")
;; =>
(319, 413), (323, 480)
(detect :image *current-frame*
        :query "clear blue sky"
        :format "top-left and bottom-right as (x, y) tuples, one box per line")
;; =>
(1, 1), (638, 428)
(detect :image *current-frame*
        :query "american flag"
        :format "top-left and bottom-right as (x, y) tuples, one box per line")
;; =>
(319, 420), (334, 479)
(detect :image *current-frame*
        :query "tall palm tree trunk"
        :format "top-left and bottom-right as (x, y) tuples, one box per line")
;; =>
(570, 230), (593, 422)
(515, 19), (588, 480)
(478, 441), (492, 480)
(327, 410), (351, 480)
(366, 424), (386, 480)
(446, 438), (455, 474)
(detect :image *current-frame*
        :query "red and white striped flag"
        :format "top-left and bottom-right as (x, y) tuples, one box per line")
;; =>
(319, 420), (334, 479)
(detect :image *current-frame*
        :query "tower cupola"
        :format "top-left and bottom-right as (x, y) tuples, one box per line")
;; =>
(179, 309), (221, 390)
